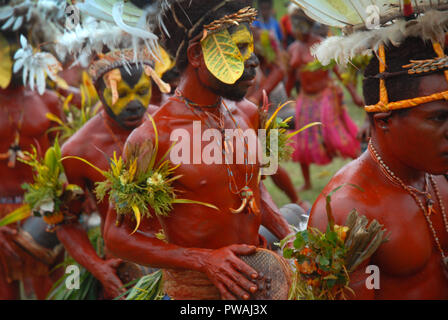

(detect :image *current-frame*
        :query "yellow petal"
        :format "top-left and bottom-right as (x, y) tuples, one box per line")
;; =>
(0, 33), (12, 89)
(130, 204), (141, 235)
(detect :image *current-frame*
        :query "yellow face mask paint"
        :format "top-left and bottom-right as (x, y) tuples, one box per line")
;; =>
(103, 71), (152, 116)
(230, 24), (254, 62)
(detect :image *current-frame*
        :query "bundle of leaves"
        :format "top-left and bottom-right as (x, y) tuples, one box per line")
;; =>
(47, 226), (103, 300)
(282, 184), (389, 300)
(46, 71), (100, 143)
(64, 115), (218, 234)
(0, 139), (83, 228)
(260, 94), (320, 164)
(114, 270), (164, 300)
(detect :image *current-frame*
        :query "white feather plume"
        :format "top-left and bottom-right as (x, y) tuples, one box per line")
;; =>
(312, 10), (448, 65)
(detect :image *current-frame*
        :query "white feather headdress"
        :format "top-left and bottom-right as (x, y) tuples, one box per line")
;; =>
(0, 0), (67, 94)
(291, 0), (448, 66)
(313, 10), (448, 65)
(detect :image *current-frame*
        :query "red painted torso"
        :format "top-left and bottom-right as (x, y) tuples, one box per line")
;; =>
(0, 87), (61, 197)
(309, 152), (448, 299)
(124, 98), (263, 249)
(61, 109), (161, 233)
(288, 35), (330, 94)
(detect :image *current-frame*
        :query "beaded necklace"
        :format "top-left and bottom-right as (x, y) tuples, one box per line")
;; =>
(174, 90), (259, 215)
(368, 140), (448, 271)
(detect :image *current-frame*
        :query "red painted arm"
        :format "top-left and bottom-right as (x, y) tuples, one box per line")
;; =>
(103, 207), (260, 300)
(259, 182), (291, 240)
(56, 223), (125, 299)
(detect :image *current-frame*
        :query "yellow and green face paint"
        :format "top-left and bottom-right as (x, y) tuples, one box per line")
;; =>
(200, 24), (254, 85)
(103, 71), (152, 116)
(230, 24), (254, 62)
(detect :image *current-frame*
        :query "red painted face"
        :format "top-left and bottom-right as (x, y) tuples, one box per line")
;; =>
(384, 73), (448, 174)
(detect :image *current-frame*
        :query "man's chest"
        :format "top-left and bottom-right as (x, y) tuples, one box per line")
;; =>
(372, 188), (448, 276)
(167, 118), (261, 192)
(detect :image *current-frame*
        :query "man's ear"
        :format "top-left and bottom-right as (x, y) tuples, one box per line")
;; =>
(187, 41), (203, 68)
(373, 111), (392, 131)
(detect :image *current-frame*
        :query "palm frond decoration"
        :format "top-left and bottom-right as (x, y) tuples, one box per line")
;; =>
(63, 114), (219, 234)
(14, 138), (84, 230)
(47, 226), (103, 300)
(46, 72), (100, 143)
(282, 184), (390, 300)
(261, 94), (321, 163)
(115, 270), (164, 300)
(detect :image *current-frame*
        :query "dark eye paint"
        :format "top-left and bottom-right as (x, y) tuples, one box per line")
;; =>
(118, 90), (127, 98)
(138, 87), (149, 95)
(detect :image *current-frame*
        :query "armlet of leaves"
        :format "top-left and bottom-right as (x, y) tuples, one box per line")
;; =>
(262, 100), (321, 164)
(10, 138), (84, 229)
(66, 115), (218, 234)
(47, 72), (100, 144)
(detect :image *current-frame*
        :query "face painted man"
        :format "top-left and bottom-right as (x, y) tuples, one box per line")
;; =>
(103, 0), (292, 300)
(97, 67), (153, 129)
(58, 56), (165, 299)
(308, 19), (448, 298)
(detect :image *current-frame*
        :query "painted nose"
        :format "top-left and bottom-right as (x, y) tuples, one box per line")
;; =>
(126, 101), (145, 115)
(246, 52), (260, 69)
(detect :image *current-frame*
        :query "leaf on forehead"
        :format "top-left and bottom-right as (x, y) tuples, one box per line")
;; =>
(231, 25), (254, 61)
(0, 33), (12, 89)
(201, 28), (244, 85)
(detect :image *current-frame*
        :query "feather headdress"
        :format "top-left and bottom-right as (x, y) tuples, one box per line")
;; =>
(312, 9), (448, 65)
(289, 1), (448, 65)
(0, 0), (67, 93)
(291, 0), (448, 31)
(292, 0), (448, 113)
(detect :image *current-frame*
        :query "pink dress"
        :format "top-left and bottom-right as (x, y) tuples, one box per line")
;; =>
(292, 84), (360, 165)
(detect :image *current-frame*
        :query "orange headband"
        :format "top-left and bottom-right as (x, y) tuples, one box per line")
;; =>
(365, 42), (448, 113)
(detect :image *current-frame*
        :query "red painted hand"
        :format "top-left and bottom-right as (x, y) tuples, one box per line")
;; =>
(201, 244), (259, 300)
(95, 258), (127, 300)
(0, 228), (22, 282)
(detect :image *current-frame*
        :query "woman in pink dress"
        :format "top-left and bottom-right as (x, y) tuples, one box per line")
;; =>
(286, 9), (363, 190)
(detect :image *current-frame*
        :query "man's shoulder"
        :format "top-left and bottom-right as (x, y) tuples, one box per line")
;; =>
(234, 98), (259, 128)
(235, 98), (258, 113)
(309, 154), (380, 230)
(61, 114), (103, 158)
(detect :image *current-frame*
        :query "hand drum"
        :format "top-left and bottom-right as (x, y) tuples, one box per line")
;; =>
(239, 248), (292, 300)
